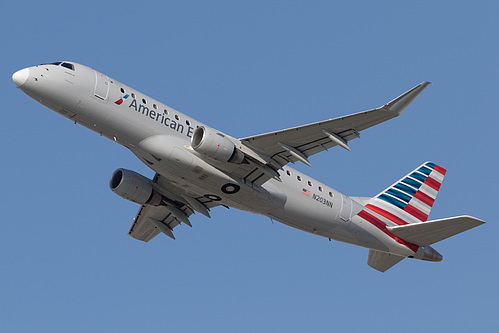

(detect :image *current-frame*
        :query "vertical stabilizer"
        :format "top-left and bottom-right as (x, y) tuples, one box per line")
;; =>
(365, 162), (446, 225)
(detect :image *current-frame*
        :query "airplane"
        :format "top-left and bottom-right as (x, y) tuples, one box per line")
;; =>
(12, 61), (485, 272)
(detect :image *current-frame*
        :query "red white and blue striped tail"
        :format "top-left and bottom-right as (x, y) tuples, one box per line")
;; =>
(365, 162), (447, 225)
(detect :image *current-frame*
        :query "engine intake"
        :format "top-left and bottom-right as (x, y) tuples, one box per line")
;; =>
(109, 169), (162, 205)
(191, 126), (244, 163)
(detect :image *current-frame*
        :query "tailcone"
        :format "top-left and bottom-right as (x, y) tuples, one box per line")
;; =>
(413, 246), (443, 262)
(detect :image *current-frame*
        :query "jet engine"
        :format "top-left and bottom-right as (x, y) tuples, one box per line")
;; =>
(109, 168), (162, 205)
(191, 126), (244, 163)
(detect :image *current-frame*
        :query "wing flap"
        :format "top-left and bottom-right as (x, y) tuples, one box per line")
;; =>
(387, 216), (485, 247)
(127, 173), (221, 242)
(128, 205), (173, 242)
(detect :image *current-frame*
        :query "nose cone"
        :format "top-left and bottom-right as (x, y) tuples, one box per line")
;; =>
(12, 68), (29, 87)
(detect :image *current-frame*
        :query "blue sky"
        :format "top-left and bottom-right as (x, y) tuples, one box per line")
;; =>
(1, 1), (497, 332)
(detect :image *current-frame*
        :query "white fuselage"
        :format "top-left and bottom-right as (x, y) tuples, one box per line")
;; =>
(13, 62), (419, 258)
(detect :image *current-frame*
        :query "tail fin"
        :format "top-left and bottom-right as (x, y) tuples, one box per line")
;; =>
(365, 162), (446, 225)
(363, 162), (486, 272)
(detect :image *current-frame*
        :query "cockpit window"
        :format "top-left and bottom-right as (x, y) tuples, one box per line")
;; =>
(40, 61), (74, 71)
(61, 62), (75, 71)
(41, 62), (62, 66)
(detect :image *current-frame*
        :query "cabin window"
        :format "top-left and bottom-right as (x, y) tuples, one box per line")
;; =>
(164, 109), (169, 115)
(142, 98), (147, 104)
(186, 120), (191, 126)
(297, 176), (302, 181)
(120, 88), (125, 93)
(319, 186), (323, 192)
(286, 170), (291, 176)
(329, 192), (334, 197)
(153, 104), (158, 110)
(131, 93), (136, 98)
(308, 181), (313, 187)
(175, 115), (180, 120)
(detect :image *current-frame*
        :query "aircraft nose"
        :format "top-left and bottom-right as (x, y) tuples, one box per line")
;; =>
(12, 68), (29, 87)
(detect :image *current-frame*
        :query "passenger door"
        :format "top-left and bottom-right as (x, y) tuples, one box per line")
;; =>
(339, 194), (353, 221)
(94, 71), (109, 100)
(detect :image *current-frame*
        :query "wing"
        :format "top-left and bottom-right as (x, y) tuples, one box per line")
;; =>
(128, 173), (222, 242)
(239, 82), (431, 168)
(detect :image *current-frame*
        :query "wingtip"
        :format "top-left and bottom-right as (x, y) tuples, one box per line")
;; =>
(383, 81), (432, 115)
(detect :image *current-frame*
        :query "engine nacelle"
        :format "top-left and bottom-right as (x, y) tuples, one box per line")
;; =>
(191, 126), (244, 163)
(109, 169), (162, 205)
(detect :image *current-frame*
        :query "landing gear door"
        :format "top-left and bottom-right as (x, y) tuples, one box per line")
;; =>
(94, 71), (109, 101)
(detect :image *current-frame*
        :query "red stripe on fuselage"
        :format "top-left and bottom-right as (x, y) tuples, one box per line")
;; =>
(365, 204), (409, 226)
(357, 210), (419, 252)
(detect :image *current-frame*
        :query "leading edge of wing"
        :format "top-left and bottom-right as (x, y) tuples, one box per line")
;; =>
(238, 82), (431, 165)
(240, 81), (431, 142)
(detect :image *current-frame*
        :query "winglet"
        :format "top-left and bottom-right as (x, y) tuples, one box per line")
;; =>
(383, 81), (431, 115)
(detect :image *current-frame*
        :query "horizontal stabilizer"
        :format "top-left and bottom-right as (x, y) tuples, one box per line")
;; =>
(367, 250), (405, 272)
(387, 215), (485, 247)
